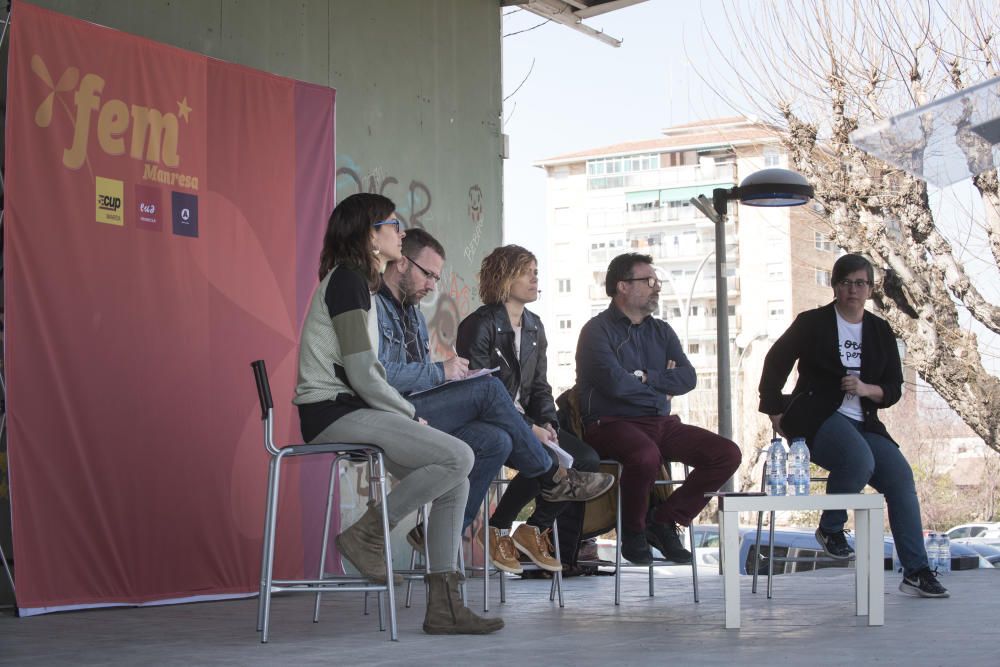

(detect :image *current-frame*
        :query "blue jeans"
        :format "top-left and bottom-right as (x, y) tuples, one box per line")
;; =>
(409, 375), (553, 528)
(810, 412), (928, 576)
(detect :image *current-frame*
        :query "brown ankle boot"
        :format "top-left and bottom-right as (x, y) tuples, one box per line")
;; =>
(422, 572), (504, 635)
(334, 504), (402, 585)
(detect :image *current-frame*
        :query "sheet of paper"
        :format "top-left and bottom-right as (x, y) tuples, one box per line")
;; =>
(407, 367), (500, 396)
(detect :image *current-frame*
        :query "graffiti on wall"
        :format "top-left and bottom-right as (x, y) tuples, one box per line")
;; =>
(336, 156), (432, 229)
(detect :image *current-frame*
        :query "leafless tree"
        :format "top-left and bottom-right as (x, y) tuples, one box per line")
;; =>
(699, 1), (1000, 452)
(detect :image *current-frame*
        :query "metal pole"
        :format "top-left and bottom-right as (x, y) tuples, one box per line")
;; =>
(713, 212), (733, 446)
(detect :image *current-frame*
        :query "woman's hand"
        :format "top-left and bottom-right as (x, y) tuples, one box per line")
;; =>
(531, 424), (553, 444)
(841, 375), (884, 403)
(417, 417), (428, 425)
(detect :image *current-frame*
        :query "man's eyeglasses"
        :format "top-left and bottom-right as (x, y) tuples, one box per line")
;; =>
(621, 276), (662, 289)
(837, 279), (872, 289)
(373, 218), (401, 233)
(406, 255), (441, 283)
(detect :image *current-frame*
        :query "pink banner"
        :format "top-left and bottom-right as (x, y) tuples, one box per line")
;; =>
(4, 0), (335, 613)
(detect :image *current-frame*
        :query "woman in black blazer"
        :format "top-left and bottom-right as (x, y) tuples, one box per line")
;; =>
(758, 254), (948, 599)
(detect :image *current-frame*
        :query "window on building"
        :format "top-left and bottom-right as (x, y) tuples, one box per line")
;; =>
(558, 279), (572, 293)
(559, 318), (572, 330)
(587, 153), (659, 190)
(767, 262), (786, 281)
(814, 231), (835, 252)
(689, 343), (700, 354)
(768, 300), (785, 318)
(816, 269), (831, 287)
(690, 305), (699, 316)
(554, 244), (573, 263)
(670, 307), (682, 318)
(763, 147), (781, 167)
(554, 207), (571, 227)
(557, 351), (573, 367)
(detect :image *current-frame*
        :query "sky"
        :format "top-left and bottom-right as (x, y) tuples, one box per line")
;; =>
(500, 1), (734, 251)
(498, 1), (999, 373)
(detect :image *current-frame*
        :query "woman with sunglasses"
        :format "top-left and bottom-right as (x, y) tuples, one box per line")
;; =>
(294, 193), (504, 634)
(456, 245), (607, 574)
(759, 253), (948, 599)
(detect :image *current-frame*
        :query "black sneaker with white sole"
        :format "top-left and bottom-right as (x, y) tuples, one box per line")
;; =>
(899, 567), (950, 598)
(815, 527), (854, 560)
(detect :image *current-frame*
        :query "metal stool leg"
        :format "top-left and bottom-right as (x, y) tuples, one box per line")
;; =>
(260, 451), (287, 643)
(614, 466), (622, 606)
(372, 453), (398, 641)
(752, 466), (767, 594)
(257, 455), (279, 635)
(313, 455), (342, 623)
(685, 464), (700, 604)
(551, 519), (564, 607)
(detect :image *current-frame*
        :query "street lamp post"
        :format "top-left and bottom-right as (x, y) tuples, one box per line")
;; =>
(690, 168), (814, 491)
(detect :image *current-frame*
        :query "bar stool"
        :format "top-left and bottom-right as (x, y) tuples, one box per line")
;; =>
(251, 360), (397, 643)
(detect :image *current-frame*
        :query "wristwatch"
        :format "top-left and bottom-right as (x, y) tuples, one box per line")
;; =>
(633, 369), (645, 383)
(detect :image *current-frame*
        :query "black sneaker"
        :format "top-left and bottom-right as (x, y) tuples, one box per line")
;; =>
(815, 527), (855, 560)
(645, 521), (693, 564)
(621, 530), (653, 565)
(899, 567), (950, 598)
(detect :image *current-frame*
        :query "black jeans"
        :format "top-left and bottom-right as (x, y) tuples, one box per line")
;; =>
(489, 427), (601, 564)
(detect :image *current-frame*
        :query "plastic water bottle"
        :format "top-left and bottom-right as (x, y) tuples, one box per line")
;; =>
(787, 438), (810, 496)
(766, 436), (787, 496)
(938, 532), (951, 573)
(925, 532), (939, 570)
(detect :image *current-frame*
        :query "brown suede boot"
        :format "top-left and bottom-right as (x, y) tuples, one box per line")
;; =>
(334, 504), (402, 586)
(422, 572), (504, 635)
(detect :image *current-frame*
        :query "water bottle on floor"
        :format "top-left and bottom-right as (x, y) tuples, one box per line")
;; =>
(925, 532), (939, 570)
(787, 438), (810, 496)
(938, 532), (951, 573)
(766, 436), (787, 496)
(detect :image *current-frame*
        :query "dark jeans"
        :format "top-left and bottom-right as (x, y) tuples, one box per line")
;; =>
(810, 411), (928, 577)
(489, 428), (601, 564)
(585, 414), (742, 534)
(408, 375), (554, 529)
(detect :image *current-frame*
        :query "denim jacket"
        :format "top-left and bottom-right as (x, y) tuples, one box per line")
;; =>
(374, 284), (445, 395)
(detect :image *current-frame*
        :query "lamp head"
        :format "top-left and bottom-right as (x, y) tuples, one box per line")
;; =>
(736, 168), (814, 207)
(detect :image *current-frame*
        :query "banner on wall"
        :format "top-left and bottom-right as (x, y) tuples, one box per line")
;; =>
(4, 0), (336, 614)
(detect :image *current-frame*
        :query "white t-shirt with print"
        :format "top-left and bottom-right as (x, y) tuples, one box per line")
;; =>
(835, 309), (864, 421)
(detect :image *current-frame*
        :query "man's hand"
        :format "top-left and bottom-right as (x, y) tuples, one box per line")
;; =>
(769, 414), (787, 439)
(543, 423), (559, 442)
(417, 417), (428, 425)
(442, 355), (470, 381)
(840, 374), (869, 398)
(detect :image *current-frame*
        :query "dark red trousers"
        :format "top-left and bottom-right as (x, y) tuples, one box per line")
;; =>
(585, 414), (742, 533)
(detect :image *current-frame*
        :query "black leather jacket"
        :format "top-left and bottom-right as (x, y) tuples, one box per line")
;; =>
(456, 303), (558, 429)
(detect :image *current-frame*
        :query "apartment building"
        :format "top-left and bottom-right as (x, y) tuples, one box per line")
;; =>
(534, 117), (836, 449)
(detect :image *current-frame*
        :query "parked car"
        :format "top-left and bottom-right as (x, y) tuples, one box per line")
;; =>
(952, 540), (1000, 568)
(946, 522), (1000, 543)
(692, 525), (981, 575)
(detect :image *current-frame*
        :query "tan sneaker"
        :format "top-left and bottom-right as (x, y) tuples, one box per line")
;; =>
(477, 525), (523, 574)
(512, 524), (563, 572)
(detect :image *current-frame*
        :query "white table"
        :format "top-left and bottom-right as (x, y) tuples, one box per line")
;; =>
(716, 492), (885, 629)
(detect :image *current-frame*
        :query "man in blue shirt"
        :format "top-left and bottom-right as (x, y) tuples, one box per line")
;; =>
(576, 253), (742, 565)
(376, 228), (613, 571)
